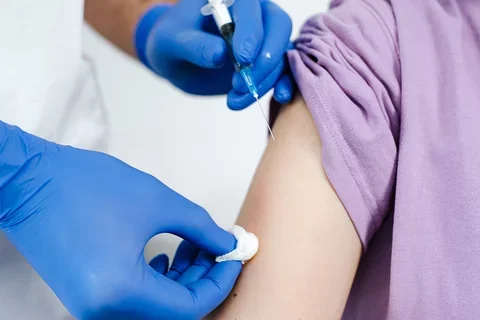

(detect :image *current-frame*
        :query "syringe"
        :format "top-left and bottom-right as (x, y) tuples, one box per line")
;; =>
(201, 0), (275, 140)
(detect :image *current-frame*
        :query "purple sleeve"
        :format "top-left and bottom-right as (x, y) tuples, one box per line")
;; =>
(289, 0), (401, 249)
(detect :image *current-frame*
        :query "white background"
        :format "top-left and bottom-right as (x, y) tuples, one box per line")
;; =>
(82, 0), (329, 260)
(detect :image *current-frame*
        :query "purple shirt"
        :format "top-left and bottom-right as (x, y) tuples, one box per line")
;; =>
(288, 0), (480, 318)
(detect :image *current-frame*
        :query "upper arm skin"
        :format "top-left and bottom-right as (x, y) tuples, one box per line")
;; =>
(209, 96), (362, 320)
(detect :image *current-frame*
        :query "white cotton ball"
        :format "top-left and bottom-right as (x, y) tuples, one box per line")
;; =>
(215, 225), (259, 264)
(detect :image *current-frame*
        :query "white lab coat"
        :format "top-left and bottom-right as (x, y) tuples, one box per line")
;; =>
(0, 0), (107, 318)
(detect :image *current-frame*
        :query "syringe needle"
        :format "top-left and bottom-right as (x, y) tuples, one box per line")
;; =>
(200, 0), (276, 141)
(254, 96), (276, 141)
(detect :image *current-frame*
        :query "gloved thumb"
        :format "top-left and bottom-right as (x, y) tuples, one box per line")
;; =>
(170, 30), (228, 68)
(159, 193), (237, 256)
(175, 205), (237, 256)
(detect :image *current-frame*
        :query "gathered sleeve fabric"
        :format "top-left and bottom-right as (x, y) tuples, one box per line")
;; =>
(288, 0), (401, 249)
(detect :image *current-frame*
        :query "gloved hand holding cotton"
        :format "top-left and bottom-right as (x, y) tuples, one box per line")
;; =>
(216, 225), (259, 265)
(0, 122), (246, 320)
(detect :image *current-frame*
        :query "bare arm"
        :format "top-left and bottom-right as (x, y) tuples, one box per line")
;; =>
(209, 96), (362, 319)
(84, 0), (173, 57)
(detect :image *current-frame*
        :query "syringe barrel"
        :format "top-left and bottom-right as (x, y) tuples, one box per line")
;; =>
(219, 23), (242, 72)
(220, 22), (258, 97)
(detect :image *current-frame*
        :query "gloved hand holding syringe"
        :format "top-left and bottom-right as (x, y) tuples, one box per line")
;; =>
(202, 0), (276, 140)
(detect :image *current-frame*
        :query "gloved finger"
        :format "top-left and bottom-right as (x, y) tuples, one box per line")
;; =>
(165, 241), (199, 280)
(231, 0), (263, 65)
(158, 29), (228, 68)
(232, 1), (292, 93)
(273, 72), (296, 104)
(156, 190), (236, 257)
(228, 58), (285, 110)
(140, 267), (197, 319)
(140, 260), (240, 319)
(202, 13), (221, 35)
(187, 260), (243, 316)
(172, 208), (237, 257)
(169, 63), (234, 95)
(149, 254), (170, 274)
(176, 251), (215, 286)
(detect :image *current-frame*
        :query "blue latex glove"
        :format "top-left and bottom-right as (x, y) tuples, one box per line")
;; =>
(0, 122), (241, 320)
(135, 0), (294, 110)
(150, 241), (221, 288)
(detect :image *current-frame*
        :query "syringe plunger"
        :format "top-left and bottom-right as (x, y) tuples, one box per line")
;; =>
(201, 0), (234, 28)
